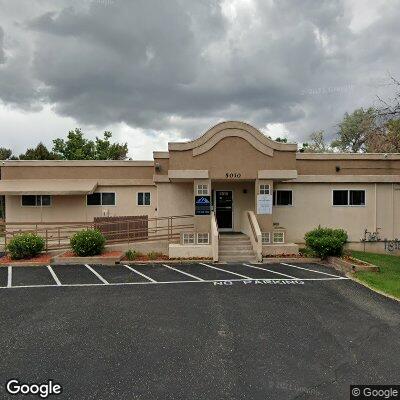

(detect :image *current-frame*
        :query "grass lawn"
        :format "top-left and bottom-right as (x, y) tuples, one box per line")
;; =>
(351, 251), (400, 299)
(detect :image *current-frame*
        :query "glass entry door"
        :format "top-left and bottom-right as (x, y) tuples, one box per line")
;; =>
(215, 190), (233, 231)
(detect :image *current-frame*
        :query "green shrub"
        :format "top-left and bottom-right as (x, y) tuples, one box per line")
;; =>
(70, 229), (105, 257)
(7, 233), (45, 260)
(125, 249), (142, 260)
(305, 226), (348, 259)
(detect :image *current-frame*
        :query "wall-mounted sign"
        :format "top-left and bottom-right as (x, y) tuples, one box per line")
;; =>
(257, 194), (272, 214)
(195, 196), (211, 215)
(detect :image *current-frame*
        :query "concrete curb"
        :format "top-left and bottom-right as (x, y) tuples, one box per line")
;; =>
(326, 256), (379, 273)
(262, 257), (321, 264)
(51, 254), (124, 266)
(123, 259), (213, 265)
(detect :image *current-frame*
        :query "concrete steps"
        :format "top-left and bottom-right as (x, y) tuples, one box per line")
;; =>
(218, 233), (257, 263)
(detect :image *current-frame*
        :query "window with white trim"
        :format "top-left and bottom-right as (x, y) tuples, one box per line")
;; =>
(333, 190), (365, 206)
(261, 232), (271, 244)
(197, 184), (209, 195)
(273, 231), (285, 244)
(137, 192), (151, 206)
(21, 195), (52, 207)
(273, 190), (293, 206)
(182, 233), (195, 245)
(260, 184), (270, 195)
(197, 233), (209, 245)
(87, 192), (116, 206)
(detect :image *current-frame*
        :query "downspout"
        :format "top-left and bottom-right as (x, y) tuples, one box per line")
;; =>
(374, 183), (377, 232)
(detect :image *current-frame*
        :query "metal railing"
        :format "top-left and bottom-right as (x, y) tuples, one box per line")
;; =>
(1, 215), (194, 251)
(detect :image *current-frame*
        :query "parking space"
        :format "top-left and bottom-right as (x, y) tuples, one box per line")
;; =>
(51, 265), (106, 285)
(11, 266), (54, 287)
(0, 261), (347, 290)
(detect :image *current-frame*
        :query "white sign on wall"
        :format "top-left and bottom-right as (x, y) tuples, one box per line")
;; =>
(257, 194), (272, 214)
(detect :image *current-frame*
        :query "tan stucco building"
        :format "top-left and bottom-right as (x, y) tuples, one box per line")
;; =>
(1, 121), (400, 260)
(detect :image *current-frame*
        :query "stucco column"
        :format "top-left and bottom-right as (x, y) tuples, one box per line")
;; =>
(193, 178), (211, 236)
(255, 179), (274, 234)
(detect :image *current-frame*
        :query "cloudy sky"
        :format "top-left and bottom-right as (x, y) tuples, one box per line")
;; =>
(0, 0), (399, 158)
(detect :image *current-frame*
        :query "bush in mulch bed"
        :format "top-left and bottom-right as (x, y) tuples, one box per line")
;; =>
(7, 233), (45, 260)
(70, 229), (106, 257)
(305, 226), (348, 259)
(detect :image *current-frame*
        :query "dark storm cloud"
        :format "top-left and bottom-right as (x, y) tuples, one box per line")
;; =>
(0, 26), (5, 64)
(1, 0), (400, 141)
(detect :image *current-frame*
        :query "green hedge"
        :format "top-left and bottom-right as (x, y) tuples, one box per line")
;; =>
(70, 229), (106, 257)
(7, 233), (45, 260)
(304, 226), (348, 259)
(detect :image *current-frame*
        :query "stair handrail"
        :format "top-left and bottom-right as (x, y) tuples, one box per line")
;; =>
(211, 211), (219, 262)
(246, 211), (262, 262)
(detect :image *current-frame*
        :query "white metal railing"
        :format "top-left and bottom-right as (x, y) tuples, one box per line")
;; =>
(211, 211), (219, 262)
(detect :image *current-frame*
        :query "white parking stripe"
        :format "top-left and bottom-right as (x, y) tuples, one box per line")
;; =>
(281, 262), (345, 278)
(243, 263), (298, 279)
(47, 266), (62, 286)
(199, 262), (252, 279)
(124, 264), (157, 283)
(7, 266), (12, 288)
(85, 264), (109, 285)
(162, 264), (204, 281)
(0, 276), (349, 290)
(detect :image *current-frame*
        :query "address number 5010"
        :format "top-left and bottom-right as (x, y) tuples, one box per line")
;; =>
(225, 172), (241, 179)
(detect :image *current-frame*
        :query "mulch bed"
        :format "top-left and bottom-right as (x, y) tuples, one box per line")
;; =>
(122, 254), (169, 261)
(265, 254), (309, 258)
(60, 251), (123, 258)
(0, 254), (52, 265)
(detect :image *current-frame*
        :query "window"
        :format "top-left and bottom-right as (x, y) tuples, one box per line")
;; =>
(197, 184), (209, 195)
(273, 231), (285, 244)
(137, 192), (151, 206)
(349, 190), (365, 206)
(273, 190), (293, 206)
(21, 195), (52, 207)
(182, 233), (195, 245)
(333, 190), (365, 206)
(260, 184), (270, 195)
(262, 232), (271, 244)
(197, 233), (209, 245)
(87, 192), (116, 206)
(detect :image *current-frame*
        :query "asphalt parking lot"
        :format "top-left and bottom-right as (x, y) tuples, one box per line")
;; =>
(0, 262), (399, 399)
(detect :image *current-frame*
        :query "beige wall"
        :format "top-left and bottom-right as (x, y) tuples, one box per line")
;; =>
(169, 136), (296, 180)
(5, 185), (157, 223)
(272, 182), (398, 243)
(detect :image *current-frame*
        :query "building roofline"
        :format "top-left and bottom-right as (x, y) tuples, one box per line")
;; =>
(296, 153), (400, 160)
(1, 160), (154, 167)
(168, 121), (298, 152)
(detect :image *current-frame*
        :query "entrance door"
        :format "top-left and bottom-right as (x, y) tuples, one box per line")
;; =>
(215, 190), (233, 231)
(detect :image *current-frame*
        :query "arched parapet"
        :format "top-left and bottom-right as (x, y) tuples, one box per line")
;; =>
(168, 121), (297, 157)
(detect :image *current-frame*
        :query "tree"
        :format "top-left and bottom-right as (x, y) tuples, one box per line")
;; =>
(275, 137), (288, 143)
(0, 147), (13, 160)
(94, 131), (128, 160)
(332, 108), (377, 153)
(18, 143), (59, 160)
(299, 130), (332, 153)
(53, 128), (95, 160)
(52, 128), (128, 160)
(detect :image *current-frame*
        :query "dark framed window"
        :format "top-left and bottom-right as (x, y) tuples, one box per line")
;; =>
(21, 195), (52, 207)
(137, 192), (151, 206)
(349, 190), (365, 206)
(273, 190), (293, 206)
(333, 190), (365, 206)
(333, 190), (348, 206)
(86, 192), (116, 206)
